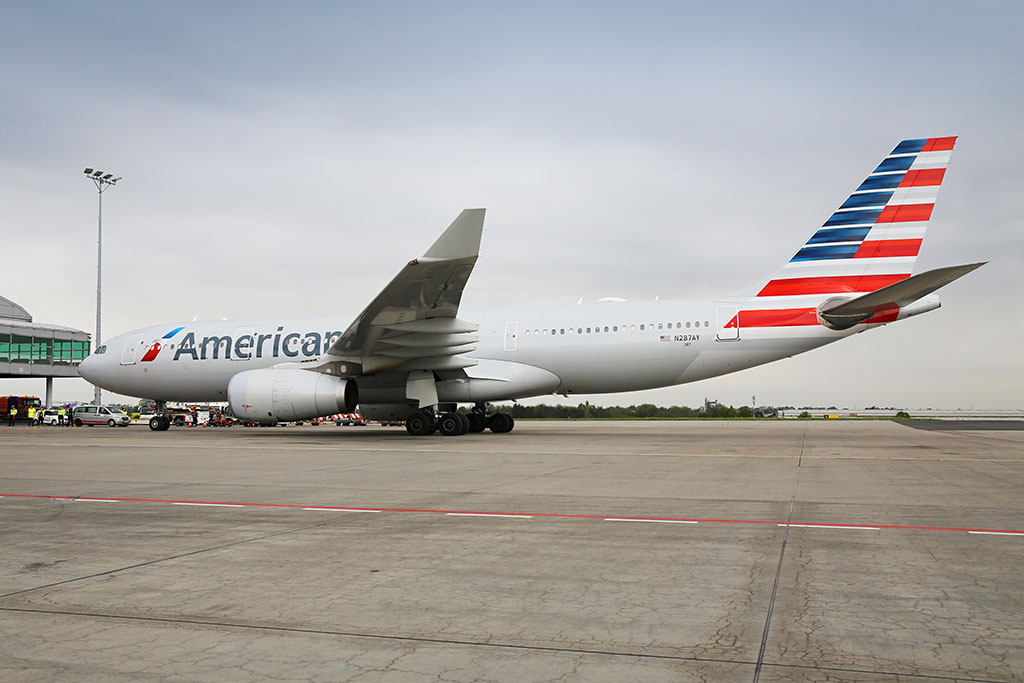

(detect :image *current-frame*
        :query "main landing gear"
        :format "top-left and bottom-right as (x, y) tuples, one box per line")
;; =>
(404, 403), (515, 436)
(148, 401), (172, 431)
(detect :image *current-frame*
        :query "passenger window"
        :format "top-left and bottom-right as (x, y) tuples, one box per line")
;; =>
(640, 324), (645, 331)
(676, 323), (681, 328)
(543, 329), (548, 335)
(560, 329), (565, 335)
(551, 329), (556, 335)
(686, 322), (691, 328)
(630, 324), (636, 331)
(704, 321), (710, 327)
(658, 323), (663, 329)
(586, 327), (591, 333)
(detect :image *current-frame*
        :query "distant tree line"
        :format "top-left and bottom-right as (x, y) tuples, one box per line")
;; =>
(496, 402), (759, 419)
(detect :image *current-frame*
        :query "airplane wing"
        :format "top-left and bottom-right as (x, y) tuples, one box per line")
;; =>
(303, 209), (485, 377)
(819, 262), (985, 329)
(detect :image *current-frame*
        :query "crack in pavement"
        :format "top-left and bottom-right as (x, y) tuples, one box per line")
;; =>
(0, 522), (326, 600)
(0, 606), (1007, 682)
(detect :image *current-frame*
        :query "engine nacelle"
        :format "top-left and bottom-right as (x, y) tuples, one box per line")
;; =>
(228, 369), (358, 423)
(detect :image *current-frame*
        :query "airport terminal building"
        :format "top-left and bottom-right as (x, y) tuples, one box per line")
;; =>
(0, 295), (90, 407)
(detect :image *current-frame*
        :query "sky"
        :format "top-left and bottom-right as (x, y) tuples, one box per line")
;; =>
(1, 1), (1021, 410)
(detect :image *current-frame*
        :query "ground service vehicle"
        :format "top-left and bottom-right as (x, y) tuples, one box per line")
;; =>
(1, 396), (42, 422)
(73, 405), (131, 427)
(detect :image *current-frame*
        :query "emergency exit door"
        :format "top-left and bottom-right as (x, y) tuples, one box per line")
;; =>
(715, 304), (740, 341)
(504, 321), (518, 351)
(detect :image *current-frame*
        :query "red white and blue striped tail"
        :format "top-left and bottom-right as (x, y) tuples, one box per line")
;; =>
(757, 137), (956, 300)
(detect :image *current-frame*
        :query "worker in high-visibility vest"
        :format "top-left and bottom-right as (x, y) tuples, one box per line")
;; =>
(9, 406), (18, 426)
(27, 406), (36, 425)
(58, 407), (66, 426)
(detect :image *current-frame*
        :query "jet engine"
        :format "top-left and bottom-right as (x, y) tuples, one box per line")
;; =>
(228, 368), (358, 423)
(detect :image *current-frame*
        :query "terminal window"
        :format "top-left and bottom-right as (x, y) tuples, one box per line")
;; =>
(0, 335), (89, 364)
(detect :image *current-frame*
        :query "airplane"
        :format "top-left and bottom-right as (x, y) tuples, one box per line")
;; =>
(78, 136), (984, 436)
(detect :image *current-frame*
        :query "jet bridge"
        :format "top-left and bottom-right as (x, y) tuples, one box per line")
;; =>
(0, 295), (91, 408)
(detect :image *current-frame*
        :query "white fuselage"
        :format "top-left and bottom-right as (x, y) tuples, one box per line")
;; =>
(79, 297), (859, 405)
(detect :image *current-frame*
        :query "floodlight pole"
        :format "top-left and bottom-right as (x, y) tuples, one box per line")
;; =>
(83, 169), (121, 406)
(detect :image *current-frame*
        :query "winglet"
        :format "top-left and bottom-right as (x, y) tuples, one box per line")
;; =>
(422, 208), (485, 261)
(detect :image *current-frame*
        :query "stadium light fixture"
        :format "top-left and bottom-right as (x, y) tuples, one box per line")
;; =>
(82, 167), (123, 405)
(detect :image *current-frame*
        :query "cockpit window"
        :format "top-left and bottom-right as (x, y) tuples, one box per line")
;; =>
(95, 345), (107, 354)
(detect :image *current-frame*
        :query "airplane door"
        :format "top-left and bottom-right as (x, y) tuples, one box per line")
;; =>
(715, 304), (740, 341)
(504, 321), (518, 351)
(121, 334), (144, 365)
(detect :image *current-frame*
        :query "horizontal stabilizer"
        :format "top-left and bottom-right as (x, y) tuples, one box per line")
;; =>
(819, 262), (985, 329)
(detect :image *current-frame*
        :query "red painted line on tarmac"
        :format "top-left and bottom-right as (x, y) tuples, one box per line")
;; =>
(2, 493), (1022, 536)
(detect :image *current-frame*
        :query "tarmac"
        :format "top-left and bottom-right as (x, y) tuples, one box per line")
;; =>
(1, 419), (1022, 682)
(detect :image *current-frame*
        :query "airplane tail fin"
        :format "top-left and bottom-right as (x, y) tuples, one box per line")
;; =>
(758, 137), (957, 299)
(727, 138), (967, 335)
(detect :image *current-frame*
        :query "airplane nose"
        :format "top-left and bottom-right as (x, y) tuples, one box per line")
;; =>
(78, 354), (98, 383)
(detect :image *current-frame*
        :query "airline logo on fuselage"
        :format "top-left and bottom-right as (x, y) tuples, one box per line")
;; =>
(141, 326), (186, 363)
(171, 327), (343, 361)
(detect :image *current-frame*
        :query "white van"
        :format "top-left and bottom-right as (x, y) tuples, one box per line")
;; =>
(73, 405), (131, 427)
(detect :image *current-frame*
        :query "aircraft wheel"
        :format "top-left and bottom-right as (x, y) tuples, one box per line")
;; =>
(149, 417), (162, 431)
(455, 413), (470, 435)
(489, 412), (515, 434)
(438, 412), (463, 436)
(465, 412), (485, 433)
(405, 411), (433, 436)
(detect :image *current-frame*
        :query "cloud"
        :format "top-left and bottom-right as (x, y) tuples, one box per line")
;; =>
(1, 2), (1021, 407)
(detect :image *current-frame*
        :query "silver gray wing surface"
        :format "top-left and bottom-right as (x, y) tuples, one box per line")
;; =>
(306, 209), (485, 377)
